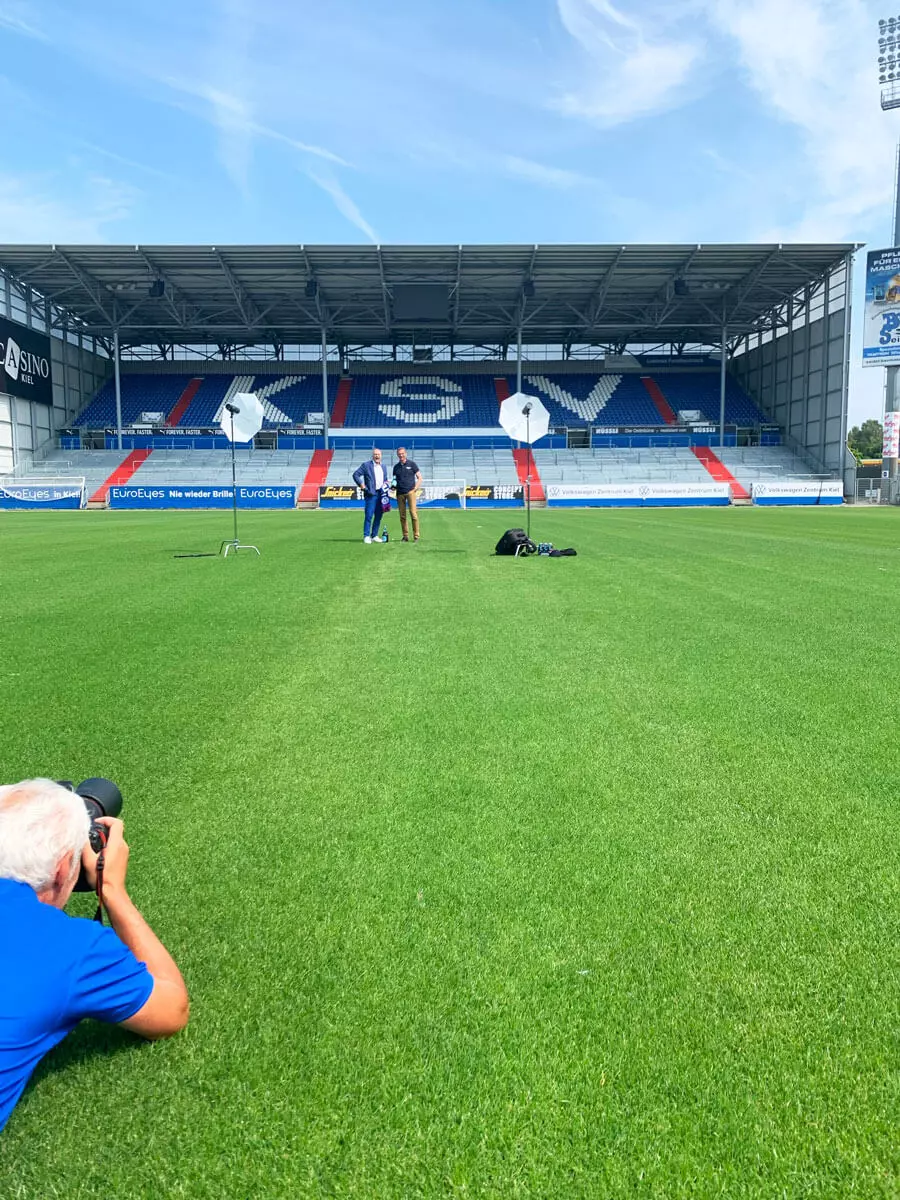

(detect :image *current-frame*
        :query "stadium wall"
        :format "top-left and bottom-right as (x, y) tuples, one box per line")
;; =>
(1, 338), (108, 474)
(0, 268), (110, 473)
(730, 258), (852, 477)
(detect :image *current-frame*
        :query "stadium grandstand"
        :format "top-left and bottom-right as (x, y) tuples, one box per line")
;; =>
(0, 243), (857, 510)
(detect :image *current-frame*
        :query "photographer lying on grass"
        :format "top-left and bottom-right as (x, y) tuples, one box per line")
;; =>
(0, 779), (189, 1131)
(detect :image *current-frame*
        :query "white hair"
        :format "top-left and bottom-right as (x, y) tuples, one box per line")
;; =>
(0, 779), (90, 892)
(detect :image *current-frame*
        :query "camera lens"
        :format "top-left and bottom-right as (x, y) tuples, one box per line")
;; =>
(75, 778), (123, 819)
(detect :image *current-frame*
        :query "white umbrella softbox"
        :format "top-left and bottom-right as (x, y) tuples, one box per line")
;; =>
(499, 392), (550, 444)
(219, 392), (265, 442)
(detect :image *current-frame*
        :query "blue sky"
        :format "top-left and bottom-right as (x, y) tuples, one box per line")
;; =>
(1, 0), (896, 422)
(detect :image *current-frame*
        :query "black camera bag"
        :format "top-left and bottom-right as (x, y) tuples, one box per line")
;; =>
(495, 528), (537, 556)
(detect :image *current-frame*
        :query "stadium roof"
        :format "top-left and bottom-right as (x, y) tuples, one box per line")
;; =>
(0, 243), (859, 349)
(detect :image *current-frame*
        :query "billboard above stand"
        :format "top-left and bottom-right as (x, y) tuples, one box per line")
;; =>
(863, 248), (900, 366)
(0, 315), (52, 404)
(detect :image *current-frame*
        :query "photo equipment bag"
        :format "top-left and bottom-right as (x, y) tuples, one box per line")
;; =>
(495, 528), (537, 556)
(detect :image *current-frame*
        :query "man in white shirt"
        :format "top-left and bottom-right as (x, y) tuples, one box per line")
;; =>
(352, 448), (388, 543)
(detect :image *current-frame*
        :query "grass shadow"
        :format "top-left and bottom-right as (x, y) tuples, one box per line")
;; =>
(29, 1021), (144, 1087)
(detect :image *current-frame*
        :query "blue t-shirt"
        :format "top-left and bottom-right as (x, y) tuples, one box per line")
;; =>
(0, 878), (153, 1131)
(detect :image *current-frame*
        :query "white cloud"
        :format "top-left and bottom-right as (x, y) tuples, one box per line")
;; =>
(247, 121), (349, 168)
(0, 2), (46, 40)
(701, 148), (756, 186)
(203, 85), (254, 196)
(702, 0), (896, 242)
(0, 173), (137, 241)
(202, 0), (255, 195)
(161, 77), (350, 170)
(502, 155), (595, 189)
(554, 0), (702, 125)
(75, 141), (178, 182)
(307, 171), (379, 243)
(188, 0), (354, 183)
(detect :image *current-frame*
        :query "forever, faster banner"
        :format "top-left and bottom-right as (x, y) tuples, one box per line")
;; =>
(863, 248), (900, 367)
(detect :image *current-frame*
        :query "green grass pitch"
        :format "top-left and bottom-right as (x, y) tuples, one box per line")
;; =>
(1, 506), (899, 1198)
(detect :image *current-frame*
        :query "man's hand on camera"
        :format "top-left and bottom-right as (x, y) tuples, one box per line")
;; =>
(81, 817), (130, 895)
(79, 817), (190, 1038)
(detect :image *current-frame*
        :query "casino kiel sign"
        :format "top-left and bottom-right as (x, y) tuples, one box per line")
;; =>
(0, 315), (52, 405)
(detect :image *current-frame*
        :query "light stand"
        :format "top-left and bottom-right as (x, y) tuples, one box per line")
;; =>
(498, 391), (548, 554)
(878, 18), (900, 501)
(523, 402), (532, 541)
(220, 404), (260, 557)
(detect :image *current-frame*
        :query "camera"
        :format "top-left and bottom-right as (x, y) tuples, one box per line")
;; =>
(56, 778), (123, 892)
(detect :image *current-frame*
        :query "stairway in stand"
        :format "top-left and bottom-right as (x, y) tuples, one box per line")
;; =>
(691, 445), (750, 501)
(89, 449), (153, 504)
(298, 449), (333, 508)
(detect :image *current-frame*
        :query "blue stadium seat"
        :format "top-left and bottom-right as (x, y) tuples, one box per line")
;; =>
(74, 375), (195, 426)
(73, 370), (767, 431)
(514, 374), (659, 427)
(655, 374), (767, 425)
(173, 377), (237, 427)
(343, 375), (499, 427)
(175, 374), (338, 428)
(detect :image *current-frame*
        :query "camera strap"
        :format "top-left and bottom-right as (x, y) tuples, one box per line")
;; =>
(93, 849), (106, 925)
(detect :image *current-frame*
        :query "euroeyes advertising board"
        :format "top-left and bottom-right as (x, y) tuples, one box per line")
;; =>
(0, 483), (83, 510)
(863, 248), (900, 366)
(108, 485), (296, 509)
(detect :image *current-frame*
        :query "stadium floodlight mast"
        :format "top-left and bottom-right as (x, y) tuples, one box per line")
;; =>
(878, 16), (900, 495)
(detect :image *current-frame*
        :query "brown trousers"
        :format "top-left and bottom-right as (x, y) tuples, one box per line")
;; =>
(397, 490), (419, 539)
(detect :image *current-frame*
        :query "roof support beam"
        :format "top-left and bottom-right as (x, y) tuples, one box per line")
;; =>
(8, 255), (59, 285)
(0, 242), (859, 349)
(376, 245), (391, 332)
(582, 245), (627, 331)
(644, 245), (706, 328)
(301, 246), (333, 329)
(136, 249), (202, 329)
(520, 299), (552, 329)
(452, 244), (462, 331)
(52, 249), (116, 324)
(213, 250), (263, 327)
(524, 244), (538, 287)
(731, 246), (782, 309)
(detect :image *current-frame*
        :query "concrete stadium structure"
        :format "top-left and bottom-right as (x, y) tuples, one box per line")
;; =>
(0, 243), (858, 506)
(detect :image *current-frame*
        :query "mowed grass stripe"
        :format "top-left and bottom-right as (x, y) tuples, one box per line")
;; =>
(0, 509), (898, 1198)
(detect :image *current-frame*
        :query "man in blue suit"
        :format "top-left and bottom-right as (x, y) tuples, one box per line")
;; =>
(352, 448), (388, 543)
